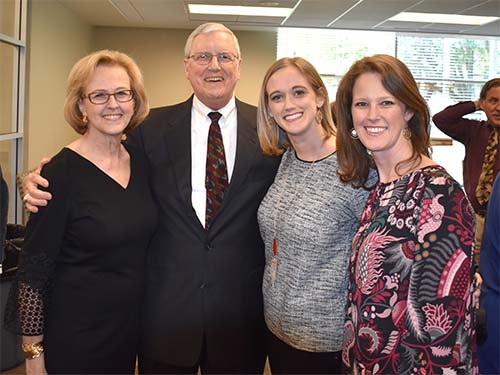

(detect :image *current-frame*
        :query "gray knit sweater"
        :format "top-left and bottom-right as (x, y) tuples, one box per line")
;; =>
(257, 150), (374, 352)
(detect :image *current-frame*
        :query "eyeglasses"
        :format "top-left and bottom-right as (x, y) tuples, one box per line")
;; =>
(84, 89), (134, 105)
(188, 52), (239, 65)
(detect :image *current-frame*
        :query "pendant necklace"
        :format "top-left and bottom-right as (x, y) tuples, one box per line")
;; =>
(270, 153), (318, 287)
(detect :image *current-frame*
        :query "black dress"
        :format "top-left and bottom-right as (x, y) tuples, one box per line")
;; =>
(5, 145), (158, 373)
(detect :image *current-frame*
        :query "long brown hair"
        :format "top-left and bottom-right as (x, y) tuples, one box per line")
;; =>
(336, 54), (431, 187)
(257, 57), (335, 156)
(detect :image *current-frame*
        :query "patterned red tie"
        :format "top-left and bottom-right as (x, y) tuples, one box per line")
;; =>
(205, 112), (228, 229)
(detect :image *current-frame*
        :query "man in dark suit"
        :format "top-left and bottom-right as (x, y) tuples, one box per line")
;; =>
(24, 23), (280, 374)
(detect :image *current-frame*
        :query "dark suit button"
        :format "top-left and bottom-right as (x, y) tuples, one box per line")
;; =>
(205, 243), (213, 251)
(200, 283), (207, 289)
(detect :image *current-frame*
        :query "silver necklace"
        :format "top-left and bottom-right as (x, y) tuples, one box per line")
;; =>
(270, 152), (318, 287)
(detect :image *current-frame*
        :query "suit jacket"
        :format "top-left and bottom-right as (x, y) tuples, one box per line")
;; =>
(128, 96), (280, 368)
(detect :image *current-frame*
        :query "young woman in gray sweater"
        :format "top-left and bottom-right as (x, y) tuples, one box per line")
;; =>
(256, 57), (375, 374)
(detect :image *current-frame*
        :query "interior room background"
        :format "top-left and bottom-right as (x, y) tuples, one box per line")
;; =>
(1, 0), (499, 225)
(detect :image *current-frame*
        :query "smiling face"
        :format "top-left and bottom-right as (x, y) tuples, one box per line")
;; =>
(265, 66), (325, 144)
(351, 72), (414, 164)
(480, 85), (500, 128)
(184, 30), (241, 110)
(78, 64), (134, 138)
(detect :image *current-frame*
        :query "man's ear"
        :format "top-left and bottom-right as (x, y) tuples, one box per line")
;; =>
(183, 59), (190, 80)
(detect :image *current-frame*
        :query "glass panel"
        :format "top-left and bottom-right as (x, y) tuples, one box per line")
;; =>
(277, 28), (394, 76)
(0, 140), (20, 223)
(321, 75), (342, 103)
(398, 36), (444, 80)
(0, 0), (18, 39)
(447, 38), (492, 81)
(432, 143), (465, 186)
(0, 41), (17, 135)
(419, 80), (486, 120)
(279, 28), (500, 189)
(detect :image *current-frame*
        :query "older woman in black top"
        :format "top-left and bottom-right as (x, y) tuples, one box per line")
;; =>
(5, 50), (157, 374)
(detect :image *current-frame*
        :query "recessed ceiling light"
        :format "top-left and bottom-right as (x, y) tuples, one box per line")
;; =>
(389, 12), (499, 26)
(188, 4), (293, 18)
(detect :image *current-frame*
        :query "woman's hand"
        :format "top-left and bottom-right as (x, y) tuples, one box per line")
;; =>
(25, 354), (48, 375)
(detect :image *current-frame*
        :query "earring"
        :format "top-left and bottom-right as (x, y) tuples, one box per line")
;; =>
(403, 127), (411, 140)
(268, 116), (275, 128)
(82, 115), (88, 124)
(350, 128), (359, 139)
(315, 109), (323, 124)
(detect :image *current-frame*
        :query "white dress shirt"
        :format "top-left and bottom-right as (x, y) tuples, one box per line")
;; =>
(191, 95), (238, 227)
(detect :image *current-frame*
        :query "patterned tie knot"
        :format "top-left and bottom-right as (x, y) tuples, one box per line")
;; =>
(208, 112), (222, 123)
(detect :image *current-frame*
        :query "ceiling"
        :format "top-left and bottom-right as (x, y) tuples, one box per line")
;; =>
(57, 0), (500, 37)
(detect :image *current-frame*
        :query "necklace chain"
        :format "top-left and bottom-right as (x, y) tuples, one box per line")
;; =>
(271, 153), (318, 257)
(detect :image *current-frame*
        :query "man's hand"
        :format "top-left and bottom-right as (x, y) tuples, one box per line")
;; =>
(473, 272), (483, 309)
(23, 157), (52, 213)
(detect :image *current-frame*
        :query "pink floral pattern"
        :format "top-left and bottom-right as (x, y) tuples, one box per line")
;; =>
(343, 166), (478, 375)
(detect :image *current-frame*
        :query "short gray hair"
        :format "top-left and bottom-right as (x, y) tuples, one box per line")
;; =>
(184, 22), (241, 58)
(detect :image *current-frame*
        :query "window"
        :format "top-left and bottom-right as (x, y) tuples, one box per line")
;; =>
(0, 0), (27, 224)
(277, 28), (500, 184)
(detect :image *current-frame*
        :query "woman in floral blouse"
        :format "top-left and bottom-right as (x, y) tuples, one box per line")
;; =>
(335, 54), (477, 374)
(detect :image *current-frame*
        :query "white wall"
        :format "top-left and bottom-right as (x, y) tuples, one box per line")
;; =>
(25, 10), (277, 170)
(26, 0), (92, 168)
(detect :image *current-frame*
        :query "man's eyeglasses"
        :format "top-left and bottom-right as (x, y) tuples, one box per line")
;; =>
(188, 52), (239, 65)
(83, 89), (134, 105)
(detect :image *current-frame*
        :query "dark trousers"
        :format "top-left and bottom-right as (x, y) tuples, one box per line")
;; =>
(266, 327), (345, 374)
(138, 335), (264, 375)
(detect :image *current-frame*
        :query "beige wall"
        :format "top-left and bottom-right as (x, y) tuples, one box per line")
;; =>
(26, 0), (92, 168)
(92, 27), (277, 108)
(26, 5), (277, 169)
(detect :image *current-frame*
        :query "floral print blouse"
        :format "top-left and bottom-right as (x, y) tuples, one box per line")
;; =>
(343, 166), (478, 375)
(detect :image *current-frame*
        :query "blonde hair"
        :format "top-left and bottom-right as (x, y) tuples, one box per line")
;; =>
(64, 49), (149, 135)
(257, 57), (335, 156)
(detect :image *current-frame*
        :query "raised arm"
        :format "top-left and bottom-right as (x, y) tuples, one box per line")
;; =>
(432, 101), (479, 142)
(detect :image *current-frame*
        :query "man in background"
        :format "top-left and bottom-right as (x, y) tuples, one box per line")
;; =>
(433, 78), (500, 264)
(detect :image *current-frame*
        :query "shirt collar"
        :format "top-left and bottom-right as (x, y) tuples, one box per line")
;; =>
(193, 95), (236, 121)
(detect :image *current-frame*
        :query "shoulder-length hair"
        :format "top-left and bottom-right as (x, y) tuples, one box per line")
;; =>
(257, 57), (335, 156)
(336, 54), (431, 187)
(64, 49), (149, 135)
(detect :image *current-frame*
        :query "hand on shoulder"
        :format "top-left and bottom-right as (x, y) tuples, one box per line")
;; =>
(23, 157), (52, 213)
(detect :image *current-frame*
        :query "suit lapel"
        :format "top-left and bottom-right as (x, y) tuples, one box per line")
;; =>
(208, 100), (259, 235)
(225, 100), (259, 202)
(162, 97), (199, 222)
(163, 97), (259, 235)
